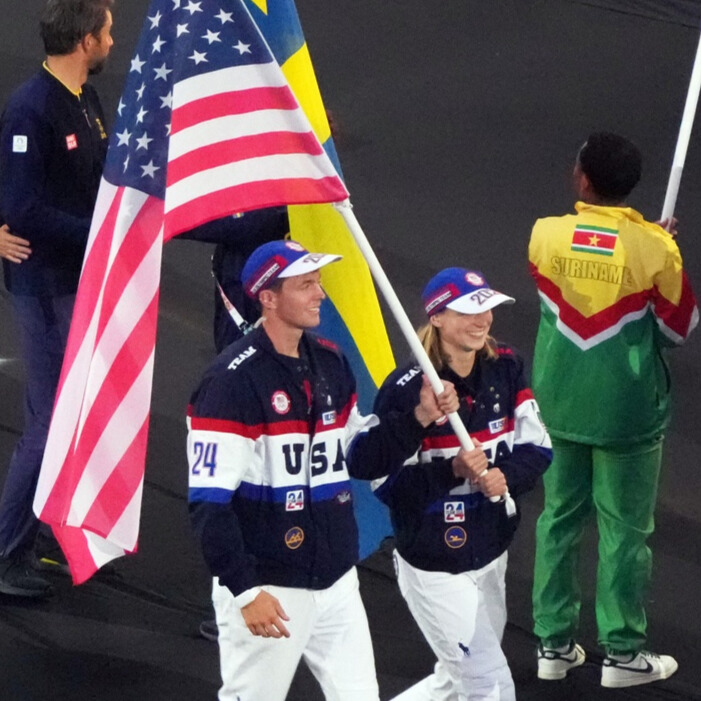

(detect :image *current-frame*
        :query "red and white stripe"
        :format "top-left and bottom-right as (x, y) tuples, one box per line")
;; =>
(34, 181), (164, 583)
(164, 62), (348, 240)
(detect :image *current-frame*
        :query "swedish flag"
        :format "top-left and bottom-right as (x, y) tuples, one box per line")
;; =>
(243, 0), (395, 557)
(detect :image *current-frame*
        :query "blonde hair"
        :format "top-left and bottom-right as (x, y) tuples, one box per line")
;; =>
(417, 320), (497, 372)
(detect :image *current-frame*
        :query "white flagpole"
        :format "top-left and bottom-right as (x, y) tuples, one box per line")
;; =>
(661, 23), (701, 224)
(334, 200), (515, 514)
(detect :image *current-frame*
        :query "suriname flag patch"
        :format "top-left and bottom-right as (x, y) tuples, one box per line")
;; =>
(571, 224), (618, 256)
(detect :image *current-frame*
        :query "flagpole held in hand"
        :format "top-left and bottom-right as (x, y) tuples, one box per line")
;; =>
(334, 200), (515, 516)
(661, 21), (701, 227)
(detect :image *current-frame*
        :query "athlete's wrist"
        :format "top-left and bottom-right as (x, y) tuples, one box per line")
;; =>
(234, 586), (263, 609)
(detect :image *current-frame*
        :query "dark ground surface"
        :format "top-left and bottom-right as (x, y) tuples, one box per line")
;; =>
(2, 1), (701, 699)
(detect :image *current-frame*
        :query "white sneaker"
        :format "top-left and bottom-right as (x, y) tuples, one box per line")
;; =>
(537, 641), (586, 680)
(601, 650), (678, 688)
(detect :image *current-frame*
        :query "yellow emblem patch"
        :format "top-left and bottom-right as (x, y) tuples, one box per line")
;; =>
(285, 526), (304, 550)
(444, 526), (467, 549)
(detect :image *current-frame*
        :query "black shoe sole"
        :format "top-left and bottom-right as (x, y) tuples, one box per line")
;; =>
(0, 583), (53, 598)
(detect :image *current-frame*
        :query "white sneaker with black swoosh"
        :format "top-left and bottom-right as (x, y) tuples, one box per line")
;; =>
(601, 650), (678, 688)
(537, 641), (586, 680)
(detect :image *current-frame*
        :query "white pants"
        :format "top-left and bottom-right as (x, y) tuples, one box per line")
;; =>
(213, 567), (379, 701)
(391, 551), (515, 701)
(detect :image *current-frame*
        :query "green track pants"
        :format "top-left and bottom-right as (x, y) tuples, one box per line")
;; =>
(532, 435), (663, 654)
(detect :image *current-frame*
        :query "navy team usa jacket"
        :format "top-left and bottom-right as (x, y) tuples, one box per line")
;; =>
(187, 327), (426, 597)
(373, 345), (552, 573)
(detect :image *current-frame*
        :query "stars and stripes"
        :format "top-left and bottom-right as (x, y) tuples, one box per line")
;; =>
(34, 0), (348, 584)
(104, 0), (347, 238)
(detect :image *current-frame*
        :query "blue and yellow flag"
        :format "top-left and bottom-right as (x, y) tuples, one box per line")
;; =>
(243, 0), (396, 557)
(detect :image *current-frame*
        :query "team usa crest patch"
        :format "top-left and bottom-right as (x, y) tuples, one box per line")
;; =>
(445, 526), (467, 549)
(66, 133), (78, 150)
(272, 390), (291, 414)
(285, 526), (304, 550)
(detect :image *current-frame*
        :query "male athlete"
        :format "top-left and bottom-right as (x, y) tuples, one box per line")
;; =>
(187, 239), (458, 700)
(530, 132), (697, 688)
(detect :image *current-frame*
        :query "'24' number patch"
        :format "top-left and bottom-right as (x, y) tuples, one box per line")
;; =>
(191, 441), (218, 476)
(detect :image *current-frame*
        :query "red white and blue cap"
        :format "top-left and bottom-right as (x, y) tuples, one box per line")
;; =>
(242, 240), (342, 298)
(422, 267), (515, 316)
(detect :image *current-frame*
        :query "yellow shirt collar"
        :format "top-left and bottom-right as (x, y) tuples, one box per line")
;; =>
(42, 61), (82, 98)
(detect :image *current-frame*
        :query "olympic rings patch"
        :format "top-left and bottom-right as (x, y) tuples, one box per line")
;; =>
(285, 526), (304, 550)
(465, 272), (484, 286)
(444, 526), (467, 549)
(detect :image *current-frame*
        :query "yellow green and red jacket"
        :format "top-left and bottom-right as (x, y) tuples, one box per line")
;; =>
(529, 202), (698, 445)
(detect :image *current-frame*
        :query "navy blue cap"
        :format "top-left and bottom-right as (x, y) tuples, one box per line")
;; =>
(422, 268), (515, 316)
(242, 240), (342, 298)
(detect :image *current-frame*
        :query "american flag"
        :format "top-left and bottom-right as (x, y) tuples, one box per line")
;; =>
(33, 0), (348, 584)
